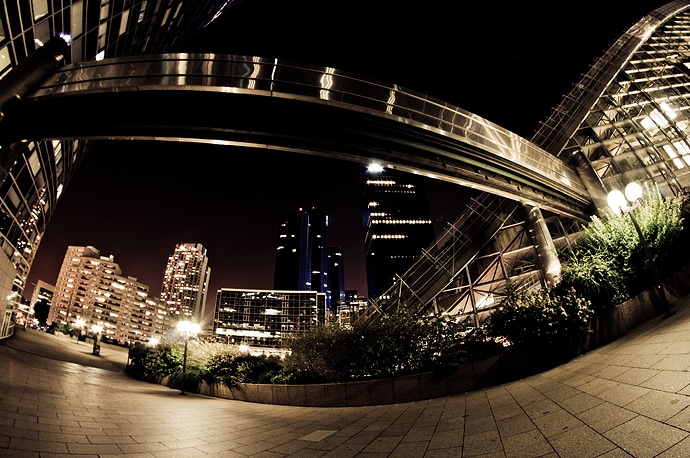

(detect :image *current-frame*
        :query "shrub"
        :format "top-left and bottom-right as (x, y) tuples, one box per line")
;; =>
(485, 284), (593, 349)
(557, 188), (687, 308)
(282, 308), (473, 382)
(206, 352), (283, 386)
(127, 342), (183, 381)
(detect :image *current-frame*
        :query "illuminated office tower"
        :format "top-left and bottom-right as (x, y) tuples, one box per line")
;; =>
(363, 169), (436, 299)
(273, 208), (329, 294)
(328, 247), (345, 308)
(161, 243), (211, 322)
(48, 245), (160, 344)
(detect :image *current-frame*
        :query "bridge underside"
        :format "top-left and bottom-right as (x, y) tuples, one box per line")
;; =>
(0, 55), (592, 221)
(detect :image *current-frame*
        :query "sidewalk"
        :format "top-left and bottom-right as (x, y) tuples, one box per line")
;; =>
(3, 295), (690, 456)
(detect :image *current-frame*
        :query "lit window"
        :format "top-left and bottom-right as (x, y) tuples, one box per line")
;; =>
(32, 0), (48, 20)
(119, 10), (130, 36)
(71, 1), (83, 37)
(0, 46), (11, 74)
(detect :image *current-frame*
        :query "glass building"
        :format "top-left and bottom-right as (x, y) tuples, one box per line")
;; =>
(213, 288), (326, 351)
(363, 168), (436, 300)
(273, 207), (331, 297)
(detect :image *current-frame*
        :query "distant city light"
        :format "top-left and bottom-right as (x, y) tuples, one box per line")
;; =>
(367, 163), (384, 173)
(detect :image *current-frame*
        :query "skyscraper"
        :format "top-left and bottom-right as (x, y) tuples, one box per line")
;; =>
(328, 247), (345, 308)
(363, 168), (436, 299)
(161, 243), (211, 323)
(273, 207), (329, 294)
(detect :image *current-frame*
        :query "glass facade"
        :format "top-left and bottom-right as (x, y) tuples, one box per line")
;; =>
(534, 2), (690, 203)
(213, 288), (326, 350)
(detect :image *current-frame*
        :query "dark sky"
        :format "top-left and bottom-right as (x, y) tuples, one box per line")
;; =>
(25, 1), (670, 310)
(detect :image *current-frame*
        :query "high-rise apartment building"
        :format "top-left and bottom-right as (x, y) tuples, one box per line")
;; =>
(161, 243), (211, 323)
(363, 169), (436, 299)
(49, 246), (167, 344)
(273, 208), (330, 294)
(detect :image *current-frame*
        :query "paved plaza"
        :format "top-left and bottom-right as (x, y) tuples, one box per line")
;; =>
(4, 297), (690, 457)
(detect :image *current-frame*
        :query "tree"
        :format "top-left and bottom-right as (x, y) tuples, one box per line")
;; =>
(33, 299), (50, 325)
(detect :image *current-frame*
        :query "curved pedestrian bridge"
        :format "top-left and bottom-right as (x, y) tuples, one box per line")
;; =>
(0, 54), (592, 219)
(2, 292), (690, 456)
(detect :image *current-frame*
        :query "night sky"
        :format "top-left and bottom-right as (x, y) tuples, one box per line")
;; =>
(25, 1), (670, 311)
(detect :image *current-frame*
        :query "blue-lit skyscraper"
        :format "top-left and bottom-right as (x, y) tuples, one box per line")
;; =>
(274, 207), (330, 295)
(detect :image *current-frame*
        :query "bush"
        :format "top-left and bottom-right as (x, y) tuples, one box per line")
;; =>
(485, 284), (593, 350)
(281, 308), (473, 382)
(557, 188), (687, 309)
(128, 342), (183, 381)
(206, 352), (283, 386)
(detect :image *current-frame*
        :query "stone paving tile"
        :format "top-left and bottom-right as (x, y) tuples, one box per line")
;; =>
(388, 441), (428, 457)
(399, 425), (435, 443)
(501, 428), (553, 457)
(640, 369), (690, 392)
(623, 389), (690, 421)
(555, 391), (604, 415)
(625, 353), (667, 369)
(532, 409), (584, 438)
(662, 341), (690, 354)
(463, 413), (496, 436)
(604, 415), (688, 457)
(495, 413), (534, 439)
(548, 424), (617, 457)
(426, 428), (463, 450)
(611, 367), (660, 385)
(596, 383), (651, 406)
(574, 402), (638, 434)
(657, 435), (690, 457)
(568, 374), (620, 396)
(462, 429), (502, 457)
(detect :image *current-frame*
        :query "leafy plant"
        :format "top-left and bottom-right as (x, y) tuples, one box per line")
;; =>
(206, 352), (283, 386)
(557, 188), (687, 308)
(281, 308), (473, 382)
(485, 284), (593, 349)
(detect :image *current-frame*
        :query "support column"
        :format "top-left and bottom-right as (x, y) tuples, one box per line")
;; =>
(522, 203), (561, 288)
(568, 149), (609, 215)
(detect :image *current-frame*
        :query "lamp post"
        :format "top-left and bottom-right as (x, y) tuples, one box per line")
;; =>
(176, 320), (200, 395)
(91, 324), (103, 355)
(607, 182), (673, 318)
(74, 318), (85, 344)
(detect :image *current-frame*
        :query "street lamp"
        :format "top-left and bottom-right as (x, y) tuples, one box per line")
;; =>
(607, 182), (673, 318)
(74, 318), (85, 344)
(91, 324), (103, 355)
(176, 320), (200, 395)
